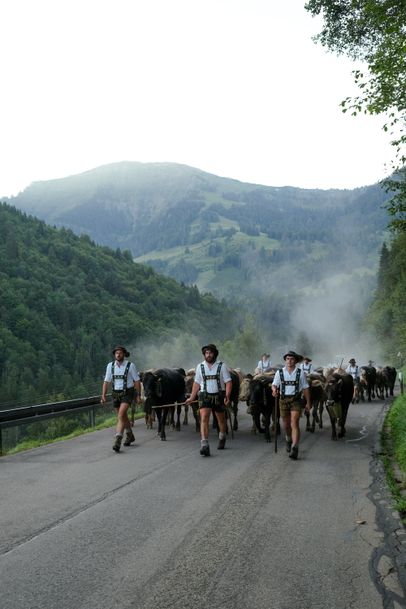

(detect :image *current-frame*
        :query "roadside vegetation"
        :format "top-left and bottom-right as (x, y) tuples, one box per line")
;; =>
(3, 407), (145, 456)
(381, 389), (406, 521)
(0, 202), (235, 410)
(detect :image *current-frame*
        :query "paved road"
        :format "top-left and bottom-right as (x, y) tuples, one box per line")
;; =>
(1, 399), (405, 609)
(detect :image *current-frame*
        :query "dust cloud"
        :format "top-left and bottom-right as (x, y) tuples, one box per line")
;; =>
(237, 240), (386, 368)
(130, 332), (203, 373)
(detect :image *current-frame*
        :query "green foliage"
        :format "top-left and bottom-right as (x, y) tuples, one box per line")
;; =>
(387, 394), (406, 473)
(382, 168), (406, 232)
(364, 232), (406, 360)
(305, 1), (406, 119)
(382, 393), (406, 517)
(305, 0), (406, 231)
(220, 316), (264, 371)
(0, 202), (235, 408)
(7, 162), (394, 354)
(12, 162), (391, 259)
(4, 412), (122, 456)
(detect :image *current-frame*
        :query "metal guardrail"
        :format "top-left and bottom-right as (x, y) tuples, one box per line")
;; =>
(0, 395), (194, 455)
(0, 396), (103, 455)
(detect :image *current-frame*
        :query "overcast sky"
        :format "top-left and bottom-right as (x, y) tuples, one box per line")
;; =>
(0, 0), (394, 197)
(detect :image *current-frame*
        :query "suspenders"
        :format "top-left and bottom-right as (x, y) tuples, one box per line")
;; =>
(111, 361), (131, 390)
(200, 362), (223, 394)
(279, 368), (301, 398)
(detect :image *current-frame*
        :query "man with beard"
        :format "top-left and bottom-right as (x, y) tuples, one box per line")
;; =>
(272, 350), (311, 460)
(101, 346), (142, 452)
(185, 344), (232, 456)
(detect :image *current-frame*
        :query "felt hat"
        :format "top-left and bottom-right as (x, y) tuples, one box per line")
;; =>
(112, 345), (130, 357)
(283, 350), (303, 362)
(201, 343), (219, 359)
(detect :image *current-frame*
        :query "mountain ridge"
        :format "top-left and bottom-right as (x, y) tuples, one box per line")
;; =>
(8, 161), (391, 356)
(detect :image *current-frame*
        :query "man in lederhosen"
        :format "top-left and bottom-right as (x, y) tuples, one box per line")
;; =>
(101, 346), (142, 452)
(300, 356), (312, 374)
(185, 344), (232, 457)
(255, 353), (272, 374)
(272, 350), (311, 460)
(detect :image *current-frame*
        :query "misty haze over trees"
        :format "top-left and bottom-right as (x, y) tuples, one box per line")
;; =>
(8, 161), (394, 364)
(304, 0), (406, 369)
(2, 164), (405, 407)
(0, 203), (237, 408)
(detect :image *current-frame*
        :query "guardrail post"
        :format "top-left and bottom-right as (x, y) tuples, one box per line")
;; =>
(89, 406), (95, 428)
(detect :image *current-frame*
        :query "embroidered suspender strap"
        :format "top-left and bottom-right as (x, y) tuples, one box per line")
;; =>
(279, 368), (301, 398)
(295, 367), (301, 392)
(200, 362), (223, 393)
(112, 361), (131, 390)
(216, 362), (223, 393)
(279, 369), (285, 398)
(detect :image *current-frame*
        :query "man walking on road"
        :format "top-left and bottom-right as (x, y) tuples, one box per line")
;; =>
(101, 346), (142, 452)
(185, 344), (232, 456)
(272, 351), (311, 460)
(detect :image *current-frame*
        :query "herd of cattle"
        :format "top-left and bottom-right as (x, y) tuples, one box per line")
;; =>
(139, 364), (397, 443)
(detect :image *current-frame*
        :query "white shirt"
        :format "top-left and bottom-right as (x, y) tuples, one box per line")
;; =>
(272, 366), (309, 395)
(104, 360), (140, 390)
(195, 360), (231, 394)
(257, 358), (272, 372)
(301, 362), (312, 373)
(346, 365), (359, 380)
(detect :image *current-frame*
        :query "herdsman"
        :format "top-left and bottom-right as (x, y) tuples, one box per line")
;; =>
(185, 343), (232, 456)
(300, 356), (312, 374)
(101, 346), (142, 452)
(345, 358), (359, 381)
(272, 351), (311, 460)
(255, 353), (272, 374)
(346, 358), (360, 403)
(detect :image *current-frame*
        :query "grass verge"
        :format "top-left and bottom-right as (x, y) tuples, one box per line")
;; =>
(4, 412), (145, 456)
(381, 393), (406, 522)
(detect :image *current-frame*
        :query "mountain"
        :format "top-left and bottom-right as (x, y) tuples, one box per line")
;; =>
(8, 162), (392, 360)
(0, 202), (235, 408)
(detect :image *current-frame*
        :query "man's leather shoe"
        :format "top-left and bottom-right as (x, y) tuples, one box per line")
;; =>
(200, 444), (210, 456)
(217, 437), (226, 450)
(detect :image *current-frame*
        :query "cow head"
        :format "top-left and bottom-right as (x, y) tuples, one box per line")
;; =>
(325, 376), (343, 408)
(249, 376), (273, 406)
(239, 375), (252, 402)
(142, 371), (158, 398)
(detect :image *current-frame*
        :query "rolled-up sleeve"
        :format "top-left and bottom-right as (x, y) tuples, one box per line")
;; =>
(272, 370), (281, 388)
(129, 363), (140, 383)
(221, 364), (232, 384)
(104, 362), (113, 382)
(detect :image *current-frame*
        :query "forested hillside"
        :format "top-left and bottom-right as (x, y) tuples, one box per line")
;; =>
(0, 203), (235, 408)
(9, 162), (392, 358)
(365, 234), (406, 363)
(11, 163), (389, 273)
